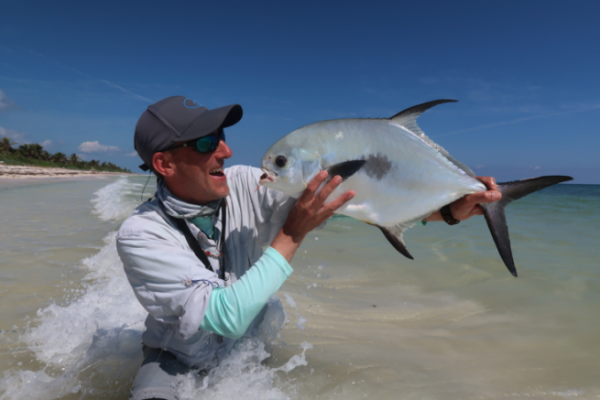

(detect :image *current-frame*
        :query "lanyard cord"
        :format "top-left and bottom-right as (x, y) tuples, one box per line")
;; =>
(140, 171), (153, 202)
(162, 201), (227, 281)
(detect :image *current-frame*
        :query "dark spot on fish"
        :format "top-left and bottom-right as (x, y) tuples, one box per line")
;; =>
(326, 160), (367, 182)
(362, 153), (393, 180)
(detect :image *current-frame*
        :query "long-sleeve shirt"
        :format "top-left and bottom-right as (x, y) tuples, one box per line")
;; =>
(116, 166), (296, 368)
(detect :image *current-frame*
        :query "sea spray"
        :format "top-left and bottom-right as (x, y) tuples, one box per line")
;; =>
(91, 176), (148, 222)
(176, 300), (312, 400)
(0, 177), (315, 400)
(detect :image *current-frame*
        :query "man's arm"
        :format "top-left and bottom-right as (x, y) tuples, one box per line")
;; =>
(198, 171), (353, 338)
(424, 176), (501, 222)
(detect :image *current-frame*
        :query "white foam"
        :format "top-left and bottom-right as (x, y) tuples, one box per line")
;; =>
(91, 176), (146, 221)
(1, 229), (147, 399)
(295, 311), (308, 331)
(177, 302), (312, 400)
(0, 177), (313, 399)
(284, 293), (297, 309)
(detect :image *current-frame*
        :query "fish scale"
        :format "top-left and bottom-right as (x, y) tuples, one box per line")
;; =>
(260, 100), (572, 276)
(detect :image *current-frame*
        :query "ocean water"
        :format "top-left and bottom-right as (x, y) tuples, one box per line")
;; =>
(0, 176), (599, 399)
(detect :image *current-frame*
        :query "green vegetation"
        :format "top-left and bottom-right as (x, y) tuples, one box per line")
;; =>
(0, 137), (131, 173)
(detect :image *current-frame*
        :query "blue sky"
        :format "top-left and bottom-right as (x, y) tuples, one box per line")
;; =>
(1, 1), (598, 182)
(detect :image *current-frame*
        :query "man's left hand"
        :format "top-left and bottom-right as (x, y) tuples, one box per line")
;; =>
(424, 176), (502, 222)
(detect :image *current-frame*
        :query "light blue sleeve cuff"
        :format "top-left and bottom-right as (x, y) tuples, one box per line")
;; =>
(200, 246), (293, 339)
(263, 246), (293, 275)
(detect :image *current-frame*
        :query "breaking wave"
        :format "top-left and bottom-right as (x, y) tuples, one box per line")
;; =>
(0, 176), (310, 400)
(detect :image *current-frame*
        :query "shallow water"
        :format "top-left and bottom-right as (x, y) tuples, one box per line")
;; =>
(0, 177), (599, 399)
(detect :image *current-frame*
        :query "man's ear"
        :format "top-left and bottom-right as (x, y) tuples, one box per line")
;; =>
(152, 152), (175, 177)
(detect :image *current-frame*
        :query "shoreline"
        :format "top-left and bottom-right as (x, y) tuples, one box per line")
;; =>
(0, 164), (141, 189)
(0, 164), (138, 179)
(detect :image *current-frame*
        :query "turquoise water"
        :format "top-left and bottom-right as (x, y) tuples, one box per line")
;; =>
(0, 177), (599, 399)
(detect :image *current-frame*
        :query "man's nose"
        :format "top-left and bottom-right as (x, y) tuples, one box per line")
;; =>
(216, 140), (233, 159)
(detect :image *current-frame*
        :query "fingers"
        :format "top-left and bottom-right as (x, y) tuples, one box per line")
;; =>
(315, 175), (342, 204)
(476, 176), (498, 191)
(324, 190), (355, 213)
(464, 190), (501, 206)
(473, 176), (501, 204)
(447, 177), (501, 221)
(301, 172), (346, 207)
(299, 171), (329, 202)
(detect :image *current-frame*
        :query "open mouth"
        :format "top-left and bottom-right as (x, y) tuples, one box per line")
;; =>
(258, 170), (277, 189)
(209, 168), (224, 177)
(259, 170), (277, 183)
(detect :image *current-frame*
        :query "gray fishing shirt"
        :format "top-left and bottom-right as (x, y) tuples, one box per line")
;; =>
(116, 166), (295, 368)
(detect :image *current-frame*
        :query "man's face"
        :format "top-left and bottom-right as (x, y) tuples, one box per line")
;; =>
(161, 132), (233, 205)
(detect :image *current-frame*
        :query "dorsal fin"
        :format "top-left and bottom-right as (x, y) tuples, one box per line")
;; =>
(390, 99), (476, 177)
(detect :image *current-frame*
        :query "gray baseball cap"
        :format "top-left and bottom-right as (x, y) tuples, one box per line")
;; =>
(134, 96), (243, 171)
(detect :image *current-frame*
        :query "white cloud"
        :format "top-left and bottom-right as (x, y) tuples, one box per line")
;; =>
(0, 89), (18, 111)
(78, 141), (121, 153)
(0, 126), (27, 143)
(40, 139), (52, 148)
(126, 151), (138, 157)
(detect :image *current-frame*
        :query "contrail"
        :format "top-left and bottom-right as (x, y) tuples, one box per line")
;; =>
(101, 80), (151, 102)
(435, 103), (600, 138)
(9, 44), (152, 103)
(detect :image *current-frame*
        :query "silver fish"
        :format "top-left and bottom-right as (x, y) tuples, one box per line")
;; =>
(260, 100), (572, 276)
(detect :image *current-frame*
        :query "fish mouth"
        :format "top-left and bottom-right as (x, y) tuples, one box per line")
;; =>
(259, 169), (277, 185)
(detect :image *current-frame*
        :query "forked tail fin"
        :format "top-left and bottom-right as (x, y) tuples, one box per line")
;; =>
(480, 175), (573, 277)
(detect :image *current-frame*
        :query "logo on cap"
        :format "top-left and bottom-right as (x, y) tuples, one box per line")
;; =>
(183, 98), (203, 109)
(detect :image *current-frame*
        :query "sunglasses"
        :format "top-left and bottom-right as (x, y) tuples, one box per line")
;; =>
(164, 130), (226, 154)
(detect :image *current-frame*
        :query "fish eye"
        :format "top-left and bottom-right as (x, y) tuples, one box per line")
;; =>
(275, 155), (287, 168)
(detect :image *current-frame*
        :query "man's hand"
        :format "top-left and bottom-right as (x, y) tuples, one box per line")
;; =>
(424, 176), (502, 222)
(271, 171), (355, 261)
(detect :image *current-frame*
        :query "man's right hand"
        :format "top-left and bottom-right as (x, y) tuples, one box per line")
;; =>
(270, 171), (355, 262)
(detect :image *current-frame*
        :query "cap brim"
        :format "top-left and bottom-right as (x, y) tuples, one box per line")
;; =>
(177, 104), (243, 142)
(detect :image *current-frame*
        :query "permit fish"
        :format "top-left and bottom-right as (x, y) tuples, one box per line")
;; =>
(259, 100), (573, 277)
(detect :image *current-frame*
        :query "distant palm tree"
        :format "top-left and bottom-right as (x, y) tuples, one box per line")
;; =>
(51, 152), (67, 163)
(18, 143), (46, 159)
(69, 153), (80, 164)
(0, 137), (17, 154)
(17, 144), (33, 158)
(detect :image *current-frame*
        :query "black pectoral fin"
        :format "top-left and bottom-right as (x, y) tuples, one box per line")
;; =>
(325, 160), (367, 182)
(378, 226), (414, 260)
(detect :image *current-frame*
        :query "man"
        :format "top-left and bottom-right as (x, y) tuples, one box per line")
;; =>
(117, 96), (501, 400)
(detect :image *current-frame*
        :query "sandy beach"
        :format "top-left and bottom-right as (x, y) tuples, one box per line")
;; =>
(0, 163), (135, 179)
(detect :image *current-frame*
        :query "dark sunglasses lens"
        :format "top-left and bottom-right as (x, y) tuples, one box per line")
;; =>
(195, 135), (219, 153)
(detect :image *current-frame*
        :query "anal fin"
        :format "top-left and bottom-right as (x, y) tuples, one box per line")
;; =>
(378, 225), (414, 260)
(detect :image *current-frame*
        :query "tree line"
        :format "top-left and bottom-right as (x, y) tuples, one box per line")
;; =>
(0, 137), (131, 173)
